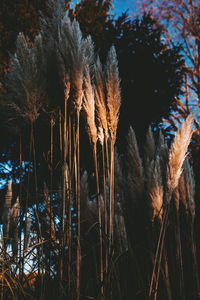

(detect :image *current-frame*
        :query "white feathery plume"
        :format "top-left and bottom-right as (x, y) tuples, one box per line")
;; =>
(148, 156), (163, 222)
(82, 67), (97, 146)
(94, 56), (108, 144)
(126, 127), (144, 202)
(7, 33), (46, 123)
(156, 130), (165, 152)
(58, 17), (86, 113)
(144, 127), (156, 168)
(82, 35), (95, 67)
(97, 127), (104, 146)
(105, 46), (121, 143)
(167, 114), (193, 194)
(114, 202), (128, 254)
(40, 0), (66, 40)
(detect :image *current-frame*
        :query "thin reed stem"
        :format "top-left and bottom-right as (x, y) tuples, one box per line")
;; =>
(102, 143), (108, 275)
(149, 204), (169, 299)
(93, 144), (104, 300)
(109, 139), (115, 251)
(76, 111), (81, 300)
(67, 114), (72, 295)
(175, 209), (185, 300)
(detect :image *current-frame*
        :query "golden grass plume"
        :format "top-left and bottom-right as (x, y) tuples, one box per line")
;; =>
(167, 114), (193, 194)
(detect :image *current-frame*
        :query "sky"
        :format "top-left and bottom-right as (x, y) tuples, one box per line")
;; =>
(112, 0), (136, 16)
(71, 0), (137, 17)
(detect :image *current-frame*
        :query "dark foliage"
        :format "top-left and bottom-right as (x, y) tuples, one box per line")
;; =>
(114, 14), (185, 145)
(0, 0), (48, 80)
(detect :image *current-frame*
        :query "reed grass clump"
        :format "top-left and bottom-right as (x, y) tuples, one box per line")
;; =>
(0, 1), (199, 300)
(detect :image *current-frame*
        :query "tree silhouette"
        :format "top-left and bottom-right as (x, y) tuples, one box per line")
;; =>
(113, 14), (185, 145)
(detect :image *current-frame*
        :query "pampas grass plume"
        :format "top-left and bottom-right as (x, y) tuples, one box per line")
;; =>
(83, 68), (97, 146)
(105, 46), (121, 143)
(126, 127), (144, 201)
(167, 114), (193, 194)
(148, 157), (163, 222)
(94, 57), (108, 143)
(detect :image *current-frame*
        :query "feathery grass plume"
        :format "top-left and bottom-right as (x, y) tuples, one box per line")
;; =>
(149, 115), (193, 299)
(105, 46), (121, 143)
(167, 114), (193, 195)
(83, 65), (104, 299)
(145, 128), (168, 222)
(80, 172), (103, 243)
(148, 156), (163, 222)
(6, 33), (46, 124)
(94, 56), (108, 144)
(58, 16), (86, 113)
(97, 127), (104, 146)
(183, 158), (195, 219)
(126, 127), (144, 203)
(9, 197), (20, 256)
(57, 51), (71, 103)
(156, 130), (165, 151)
(82, 67), (97, 146)
(115, 202), (128, 254)
(2, 181), (12, 243)
(104, 69), (118, 253)
(144, 127), (156, 168)
(82, 35), (95, 67)
(58, 17), (90, 299)
(40, 0), (66, 40)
